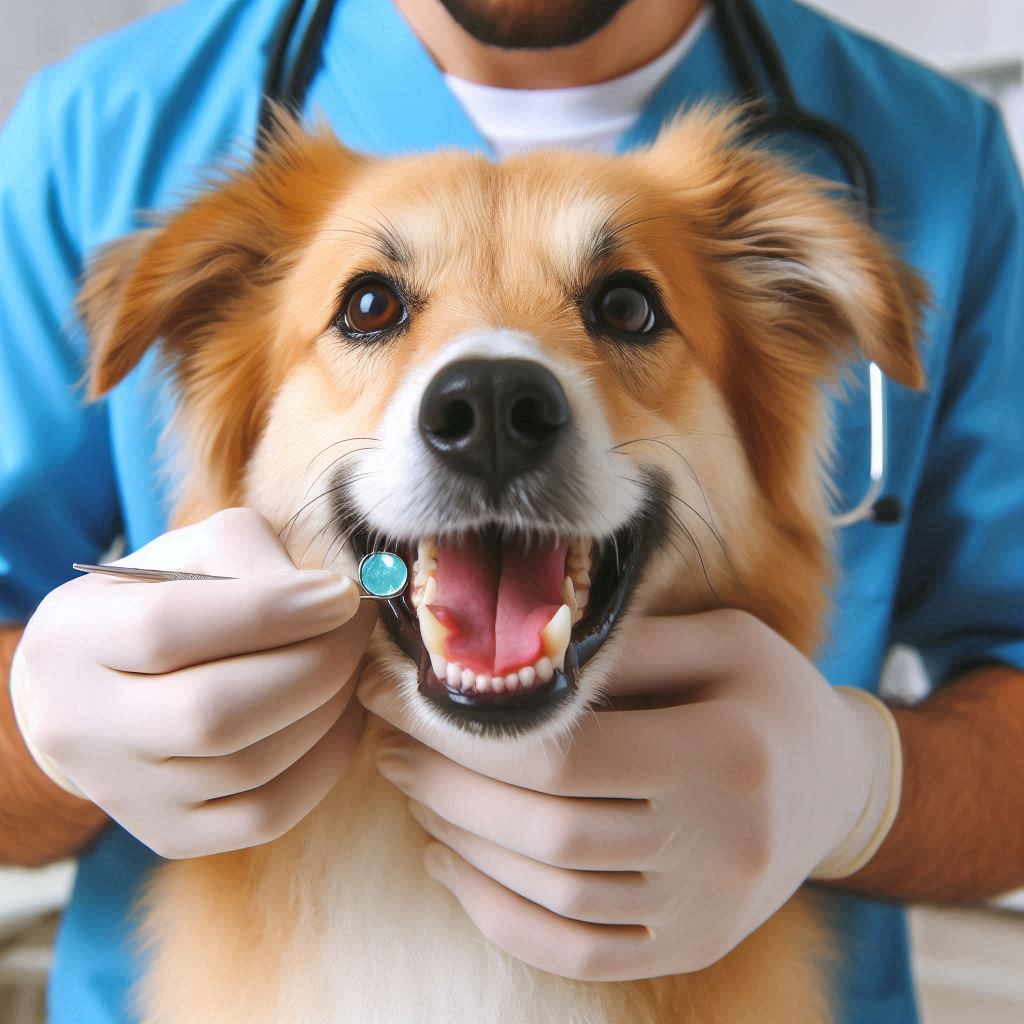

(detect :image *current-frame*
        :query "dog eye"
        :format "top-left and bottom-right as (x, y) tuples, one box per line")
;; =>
(590, 278), (658, 337)
(339, 279), (406, 337)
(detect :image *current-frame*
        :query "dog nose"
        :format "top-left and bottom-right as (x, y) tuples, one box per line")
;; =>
(419, 358), (571, 486)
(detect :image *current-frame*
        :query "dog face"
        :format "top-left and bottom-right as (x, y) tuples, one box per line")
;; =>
(83, 108), (924, 742)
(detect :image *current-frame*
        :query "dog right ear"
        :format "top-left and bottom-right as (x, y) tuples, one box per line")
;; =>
(80, 114), (366, 399)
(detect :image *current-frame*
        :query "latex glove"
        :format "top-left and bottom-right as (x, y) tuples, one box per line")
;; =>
(11, 508), (376, 859)
(359, 610), (901, 982)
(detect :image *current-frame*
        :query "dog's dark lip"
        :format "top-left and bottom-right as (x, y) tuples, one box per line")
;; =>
(346, 472), (667, 737)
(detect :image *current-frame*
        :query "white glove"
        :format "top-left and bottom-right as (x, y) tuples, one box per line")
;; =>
(11, 508), (376, 859)
(360, 610), (902, 982)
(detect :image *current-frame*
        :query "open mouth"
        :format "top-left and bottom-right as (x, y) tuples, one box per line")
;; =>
(349, 482), (665, 735)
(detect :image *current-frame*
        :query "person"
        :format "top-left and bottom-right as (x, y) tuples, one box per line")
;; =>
(1, 0), (1022, 1021)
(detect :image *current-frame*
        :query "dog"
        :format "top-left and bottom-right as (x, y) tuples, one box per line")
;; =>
(80, 105), (924, 1023)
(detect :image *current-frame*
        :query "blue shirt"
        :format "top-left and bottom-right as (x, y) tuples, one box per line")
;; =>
(1, 1), (1022, 1021)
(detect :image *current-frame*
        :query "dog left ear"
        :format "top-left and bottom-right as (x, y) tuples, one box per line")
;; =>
(645, 106), (927, 390)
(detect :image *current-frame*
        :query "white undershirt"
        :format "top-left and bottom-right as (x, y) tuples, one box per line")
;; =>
(443, 6), (712, 159)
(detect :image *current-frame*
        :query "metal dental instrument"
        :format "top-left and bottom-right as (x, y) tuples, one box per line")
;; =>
(72, 552), (409, 600)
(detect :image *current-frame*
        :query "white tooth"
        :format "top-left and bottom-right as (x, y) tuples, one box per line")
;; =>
(491, 676), (506, 694)
(540, 604), (572, 671)
(571, 570), (591, 588)
(418, 538), (438, 561)
(413, 569), (430, 586)
(536, 656), (554, 683)
(575, 585), (590, 610)
(417, 601), (449, 663)
(504, 673), (520, 691)
(411, 588), (422, 609)
(447, 662), (462, 687)
(461, 668), (475, 690)
(519, 665), (536, 689)
(431, 654), (447, 680)
(561, 576), (578, 615)
(567, 550), (591, 569)
(421, 558), (438, 573)
(475, 674), (490, 693)
(423, 576), (438, 605)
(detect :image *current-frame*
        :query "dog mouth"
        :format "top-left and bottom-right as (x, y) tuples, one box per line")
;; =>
(350, 482), (665, 735)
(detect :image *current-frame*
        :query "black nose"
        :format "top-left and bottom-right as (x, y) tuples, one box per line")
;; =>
(419, 358), (571, 487)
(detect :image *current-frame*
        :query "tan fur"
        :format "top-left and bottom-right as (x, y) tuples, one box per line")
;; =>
(80, 107), (924, 1024)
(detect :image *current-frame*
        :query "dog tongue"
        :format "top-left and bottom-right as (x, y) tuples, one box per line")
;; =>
(429, 533), (568, 676)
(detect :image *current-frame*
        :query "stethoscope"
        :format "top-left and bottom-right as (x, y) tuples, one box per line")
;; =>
(257, 0), (902, 528)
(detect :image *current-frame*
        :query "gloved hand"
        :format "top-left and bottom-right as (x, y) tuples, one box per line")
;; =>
(10, 508), (376, 859)
(359, 610), (902, 982)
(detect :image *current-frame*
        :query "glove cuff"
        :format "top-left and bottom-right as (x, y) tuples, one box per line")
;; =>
(811, 687), (903, 881)
(9, 643), (88, 800)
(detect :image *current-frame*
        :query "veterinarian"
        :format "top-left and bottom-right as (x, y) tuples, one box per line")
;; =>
(1, 1), (1022, 1021)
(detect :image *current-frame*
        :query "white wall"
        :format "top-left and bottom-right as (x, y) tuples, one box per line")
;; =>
(807, 0), (1024, 66)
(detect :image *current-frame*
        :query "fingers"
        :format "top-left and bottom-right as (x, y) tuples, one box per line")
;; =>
(375, 737), (655, 870)
(409, 802), (653, 926)
(165, 686), (351, 803)
(607, 610), (774, 697)
(423, 842), (655, 982)
(114, 605), (376, 757)
(361, 666), (717, 797)
(113, 507), (296, 576)
(77, 571), (361, 674)
(158, 700), (365, 859)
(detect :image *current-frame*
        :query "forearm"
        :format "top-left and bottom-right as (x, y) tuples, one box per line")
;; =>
(0, 626), (108, 867)
(837, 663), (1024, 904)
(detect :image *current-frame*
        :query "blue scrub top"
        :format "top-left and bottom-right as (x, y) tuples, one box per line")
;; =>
(2, 1), (1022, 1021)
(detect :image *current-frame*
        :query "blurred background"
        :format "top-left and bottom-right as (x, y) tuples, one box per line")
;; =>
(1, 2), (1022, 1023)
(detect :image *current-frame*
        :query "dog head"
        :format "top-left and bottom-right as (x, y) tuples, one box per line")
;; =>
(82, 107), (925, 743)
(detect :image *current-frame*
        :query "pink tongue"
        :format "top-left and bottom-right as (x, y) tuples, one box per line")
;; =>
(430, 534), (568, 676)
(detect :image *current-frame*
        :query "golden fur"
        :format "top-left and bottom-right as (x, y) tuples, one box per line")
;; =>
(81, 107), (924, 1023)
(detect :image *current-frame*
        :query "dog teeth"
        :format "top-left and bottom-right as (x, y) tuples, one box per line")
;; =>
(417, 601), (449, 664)
(565, 538), (592, 624)
(540, 604), (572, 672)
(438, 654), (569, 697)
(430, 654), (447, 680)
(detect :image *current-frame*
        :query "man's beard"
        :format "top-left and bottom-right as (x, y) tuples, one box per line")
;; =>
(437, 0), (633, 50)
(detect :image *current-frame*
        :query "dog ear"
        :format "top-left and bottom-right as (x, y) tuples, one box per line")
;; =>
(644, 105), (927, 390)
(81, 115), (365, 399)
(78, 116), (366, 507)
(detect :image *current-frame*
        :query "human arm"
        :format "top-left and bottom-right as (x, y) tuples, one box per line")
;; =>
(0, 625), (108, 867)
(844, 663), (1024, 903)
